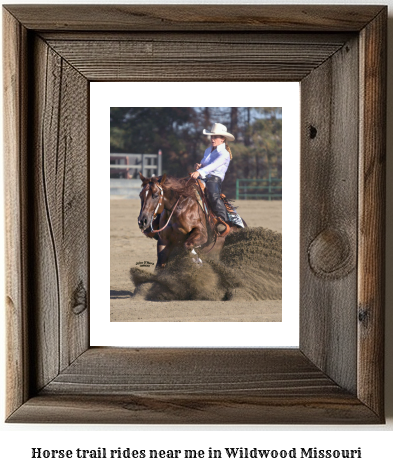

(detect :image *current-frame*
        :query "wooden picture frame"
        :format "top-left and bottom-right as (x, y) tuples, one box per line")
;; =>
(3, 5), (386, 424)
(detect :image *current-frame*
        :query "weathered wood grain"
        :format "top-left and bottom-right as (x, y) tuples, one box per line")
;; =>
(358, 9), (387, 417)
(40, 31), (354, 44)
(9, 392), (379, 425)
(3, 8), (29, 418)
(7, 349), (380, 424)
(28, 36), (89, 390)
(300, 36), (359, 394)
(44, 348), (340, 395)
(3, 5), (384, 32)
(44, 38), (349, 81)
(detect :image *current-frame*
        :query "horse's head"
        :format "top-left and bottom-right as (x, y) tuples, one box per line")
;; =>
(137, 173), (166, 231)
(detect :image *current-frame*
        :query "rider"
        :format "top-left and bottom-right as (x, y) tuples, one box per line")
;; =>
(190, 123), (235, 233)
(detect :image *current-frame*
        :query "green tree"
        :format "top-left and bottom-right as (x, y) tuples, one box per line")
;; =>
(110, 106), (282, 198)
(110, 107), (197, 176)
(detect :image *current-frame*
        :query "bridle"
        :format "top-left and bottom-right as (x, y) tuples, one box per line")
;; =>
(143, 181), (182, 235)
(142, 182), (164, 234)
(143, 177), (225, 249)
(150, 183), (164, 224)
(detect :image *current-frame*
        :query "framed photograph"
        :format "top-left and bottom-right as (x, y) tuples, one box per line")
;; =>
(4, 5), (386, 424)
(91, 83), (300, 346)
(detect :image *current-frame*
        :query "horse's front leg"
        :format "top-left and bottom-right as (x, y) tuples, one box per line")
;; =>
(156, 237), (173, 269)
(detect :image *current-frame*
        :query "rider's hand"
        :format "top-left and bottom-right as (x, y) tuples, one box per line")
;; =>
(194, 163), (202, 170)
(190, 171), (200, 180)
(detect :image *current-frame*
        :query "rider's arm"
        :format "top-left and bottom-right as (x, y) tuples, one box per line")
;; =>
(198, 151), (229, 179)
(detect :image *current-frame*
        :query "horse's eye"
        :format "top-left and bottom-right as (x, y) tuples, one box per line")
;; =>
(152, 193), (159, 199)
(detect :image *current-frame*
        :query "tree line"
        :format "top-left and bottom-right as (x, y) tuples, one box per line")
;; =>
(110, 107), (282, 198)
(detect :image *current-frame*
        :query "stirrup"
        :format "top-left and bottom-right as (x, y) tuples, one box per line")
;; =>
(216, 220), (231, 237)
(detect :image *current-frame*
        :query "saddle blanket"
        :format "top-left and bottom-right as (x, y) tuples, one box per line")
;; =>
(222, 194), (245, 228)
(227, 210), (244, 228)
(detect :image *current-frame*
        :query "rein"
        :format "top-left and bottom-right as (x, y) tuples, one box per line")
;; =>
(149, 194), (179, 235)
(145, 177), (223, 253)
(148, 177), (193, 235)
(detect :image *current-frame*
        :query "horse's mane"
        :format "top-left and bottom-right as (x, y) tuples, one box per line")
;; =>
(162, 175), (197, 199)
(141, 174), (198, 200)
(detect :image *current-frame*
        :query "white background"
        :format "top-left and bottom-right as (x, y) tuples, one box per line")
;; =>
(1, 0), (392, 473)
(90, 81), (300, 347)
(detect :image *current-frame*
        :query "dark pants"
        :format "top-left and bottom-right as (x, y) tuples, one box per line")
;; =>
(205, 176), (228, 222)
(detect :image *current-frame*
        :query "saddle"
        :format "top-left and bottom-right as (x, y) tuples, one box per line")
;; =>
(194, 179), (242, 238)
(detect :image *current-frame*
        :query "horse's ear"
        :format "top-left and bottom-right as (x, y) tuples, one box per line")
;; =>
(139, 172), (149, 187)
(160, 173), (167, 185)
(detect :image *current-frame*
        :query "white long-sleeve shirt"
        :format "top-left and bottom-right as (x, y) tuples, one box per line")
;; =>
(198, 142), (230, 181)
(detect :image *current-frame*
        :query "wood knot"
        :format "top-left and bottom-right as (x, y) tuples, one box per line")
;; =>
(73, 281), (87, 315)
(308, 228), (355, 279)
(358, 307), (370, 328)
(309, 125), (317, 139)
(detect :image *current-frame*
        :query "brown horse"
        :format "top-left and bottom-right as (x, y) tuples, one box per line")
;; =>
(137, 173), (245, 268)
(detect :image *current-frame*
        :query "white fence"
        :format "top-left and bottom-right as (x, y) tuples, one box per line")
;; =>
(110, 151), (162, 179)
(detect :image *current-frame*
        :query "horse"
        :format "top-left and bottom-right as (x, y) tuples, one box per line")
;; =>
(137, 172), (245, 268)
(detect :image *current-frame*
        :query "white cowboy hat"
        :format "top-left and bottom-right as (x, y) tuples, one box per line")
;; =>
(203, 123), (235, 142)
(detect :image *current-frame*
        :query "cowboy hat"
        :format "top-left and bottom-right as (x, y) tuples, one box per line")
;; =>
(203, 123), (235, 142)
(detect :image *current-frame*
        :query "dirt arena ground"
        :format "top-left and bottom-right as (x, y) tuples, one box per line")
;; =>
(111, 199), (282, 322)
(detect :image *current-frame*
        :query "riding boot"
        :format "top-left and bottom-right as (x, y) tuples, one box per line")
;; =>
(205, 176), (228, 232)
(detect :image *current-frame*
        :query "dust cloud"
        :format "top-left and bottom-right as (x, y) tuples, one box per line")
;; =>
(130, 227), (281, 301)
